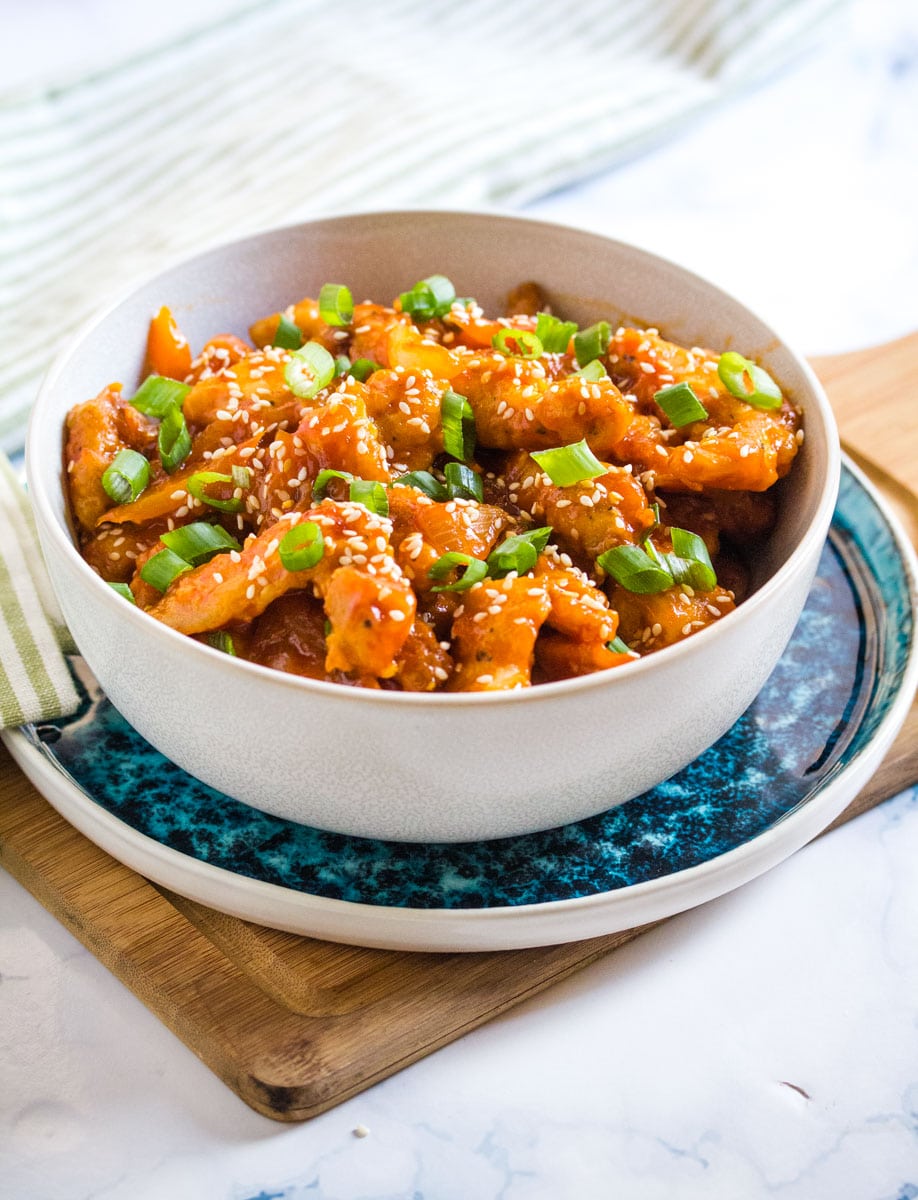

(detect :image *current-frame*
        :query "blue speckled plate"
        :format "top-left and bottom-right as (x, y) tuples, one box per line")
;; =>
(5, 460), (918, 952)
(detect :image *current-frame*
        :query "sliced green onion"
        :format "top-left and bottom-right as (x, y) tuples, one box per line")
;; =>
(187, 471), (244, 513)
(130, 374), (190, 418)
(398, 274), (456, 321)
(391, 471), (448, 501)
(717, 351), (783, 410)
(108, 582), (136, 604)
(429, 551), (488, 592)
(349, 478), (389, 517)
(319, 282), (354, 327)
(101, 449), (150, 505)
(348, 358), (380, 382)
(441, 388), (476, 462)
(492, 328), (543, 359)
(158, 406), (192, 474)
(666, 527), (717, 592)
(606, 635), (634, 655)
(278, 521), (325, 571)
(274, 314), (303, 350)
(140, 547), (193, 593)
(231, 465), (252, 489)
(535, 312), (578, 353)
(573, 320), (611, 367)
(161, 522), (240, 565)
(654, 382), (708, 427)
(313, 468), (354, 500)
(334, 354), (352, 377)
(487, 526), (552, 577)
(206, 631), (237, 656)
(530, 439), (606, 487)
(596, 544), (673, 594)
(444, 461), (483, 502)
(284, 341), (336, 399)
(573, 359), (608, 381)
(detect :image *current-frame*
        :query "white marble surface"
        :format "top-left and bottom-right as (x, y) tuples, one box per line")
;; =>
(3, 2), (918, 1197)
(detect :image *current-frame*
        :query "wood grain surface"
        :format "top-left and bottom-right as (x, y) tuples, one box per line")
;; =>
(1, 342), (916, 1121)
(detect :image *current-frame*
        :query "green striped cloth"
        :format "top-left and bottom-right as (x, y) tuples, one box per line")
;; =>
(0, 456), (78, 727)
(0, 0), (842, 727)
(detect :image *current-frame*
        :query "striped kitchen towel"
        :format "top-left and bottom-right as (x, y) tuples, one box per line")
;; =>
(0, 0), (844, 453)
(0, 455), (79, 728)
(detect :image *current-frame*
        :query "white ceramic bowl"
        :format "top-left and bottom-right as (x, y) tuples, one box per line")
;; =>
(27, 211), (840, 842)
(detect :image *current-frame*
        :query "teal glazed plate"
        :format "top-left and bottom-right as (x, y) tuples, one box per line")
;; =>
(5, 459), (918, 952)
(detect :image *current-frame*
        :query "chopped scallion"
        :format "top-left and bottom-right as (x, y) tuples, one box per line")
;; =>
(486, 527), (552, 577)
(108, 582), (136, 603)
(349, 478), (389, 517)
(398, 274), (456, 321)
(140, 547), (193, 593)
(206, 631), (237, 656)
(101, 449), (150, 506)
(274, 314), (303, 350)
(334, 354), (352, 377)
(666, 527), (717, 591)
(717, 351), (783, 410)
(606, 636), (634, 655)
(284, 341), (336, 399)
(231, 465), (252, 489)
(492, 328), (543, 359)
(596, 544), (673, 594)
(441, 388), (476, 461)
(654, 382), (708, 427)
(573, 321), (611, 367)
(161, 522), (240, 565)
(535, 312), (578, 353)
(158, 406), (192, 473)
(444, 461), (483, 502)
(348, 358), (380, 382)
(130, 374), (190, 418)
(318, 282), (354, 327)
(429, 551), (488, 592)
(530, 439), (606, 487)
(313, 468), (354, 500)
(278, 521), (325, 571)
(391, 471), (448, 501)
(573, 359), (608, 381)
(187, 471), (244, 513)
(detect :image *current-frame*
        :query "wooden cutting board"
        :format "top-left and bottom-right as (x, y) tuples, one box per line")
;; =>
(2, 334), (917, 1122)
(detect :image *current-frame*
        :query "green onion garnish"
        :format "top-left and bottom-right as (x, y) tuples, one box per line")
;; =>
(313, 468), (354, 500)
(717, 351), (783, 410)
(429, 551), (488, 593)
(284, 341), (336, 399)
(349, 478), (389, 517)
(187, 471), (244, 513)
(130, 375), (190, 418)
(444, 461), (483, 502)
(666, 527), (717, 592)
(318, 282), (354, 327)
(573, 321), (611, 367)
(158, 406), (192, 474)
(606, 636), (633, 655)
(398, 274), (456, 321)
(654, 382), (708, 427)
(596, 544), (673, 594)
(348, 358), (380, 382)
(101, 449), (151, 505)
(391, 471), (448, 501)
(487, 526), (552, 577)
(206, 631), (237, 656)
(161, 522), (240, 565)
(492, 328), (543, 359)
(274, 314), (304, 350)
(140, 547), (193, 593)
(535, 312), (578, 354)
(334, 354), (352, 377)
(441, 388), (476, 462)
(231, 465), (252, 489)
(108, 582), (136, 603)
(573, 359), (608, 381)
(530, 439), (606, 487)
(278, 521), (325, 571)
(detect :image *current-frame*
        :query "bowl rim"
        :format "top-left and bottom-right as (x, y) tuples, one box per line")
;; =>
(27, 208), (842, 709)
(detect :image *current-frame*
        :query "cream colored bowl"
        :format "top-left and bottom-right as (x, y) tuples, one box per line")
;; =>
(27, 211), (840, 842)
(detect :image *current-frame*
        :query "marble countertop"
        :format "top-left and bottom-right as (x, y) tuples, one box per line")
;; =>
(3, 3), (918, 1197)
